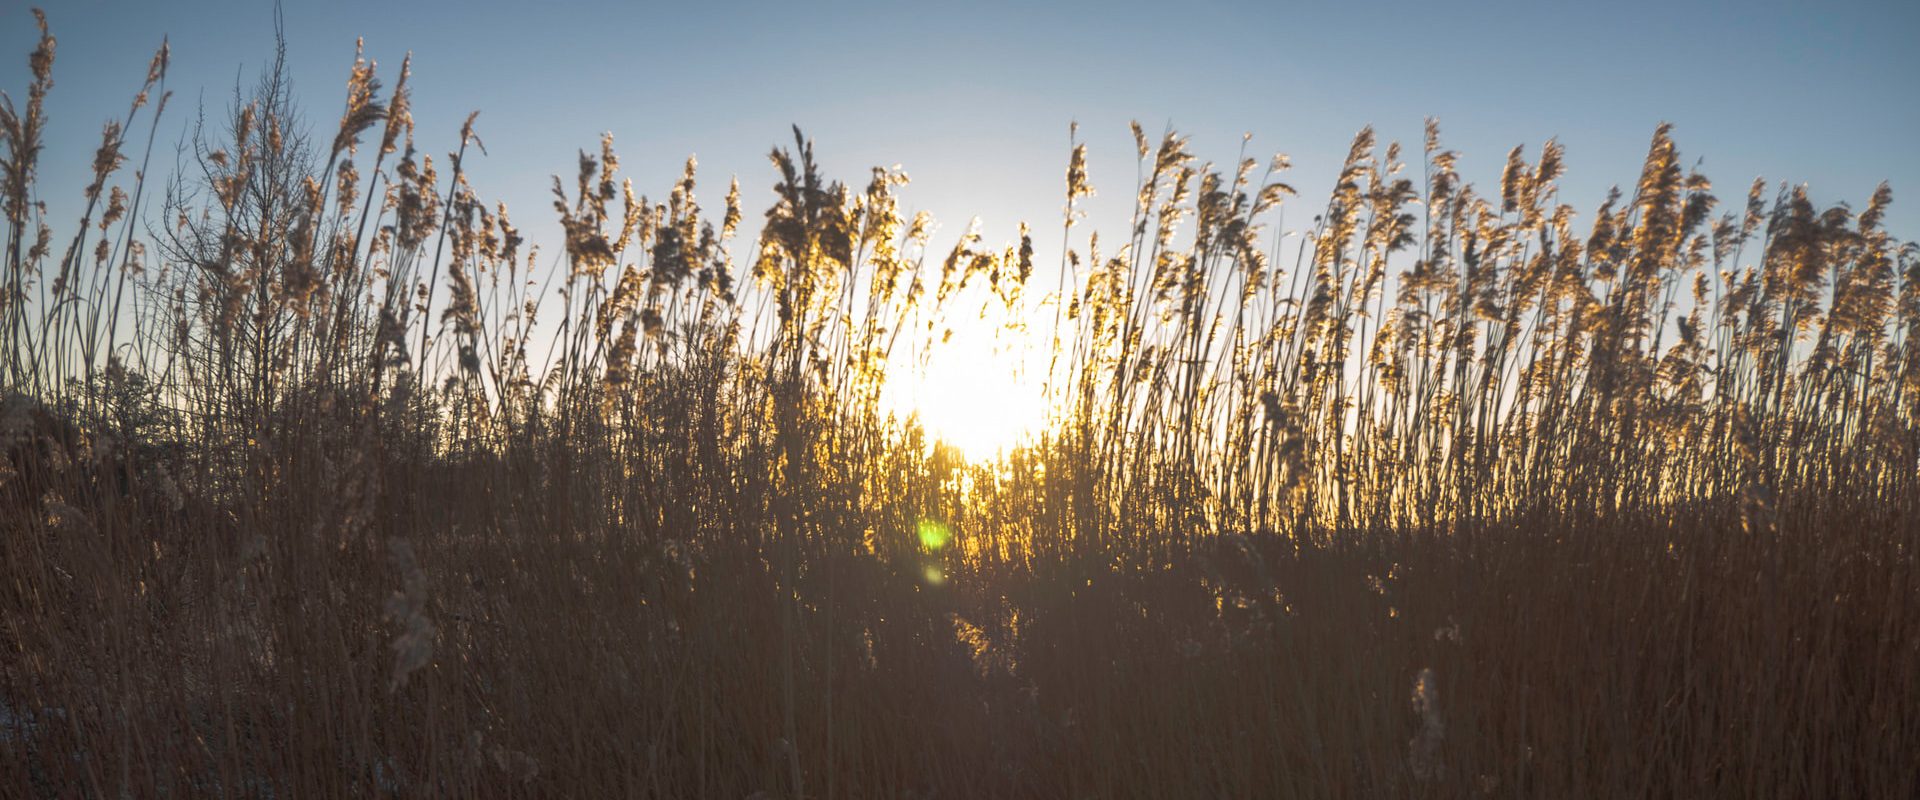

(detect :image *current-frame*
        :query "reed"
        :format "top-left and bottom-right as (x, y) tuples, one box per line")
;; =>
(2, 11), (1916, 797)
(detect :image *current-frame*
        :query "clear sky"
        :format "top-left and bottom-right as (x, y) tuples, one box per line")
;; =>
(8, 0), (1916, 453)
(10, 0), (1918, 254)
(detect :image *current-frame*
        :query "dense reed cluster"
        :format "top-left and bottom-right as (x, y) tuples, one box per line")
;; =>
(3, 13), (1917, 798)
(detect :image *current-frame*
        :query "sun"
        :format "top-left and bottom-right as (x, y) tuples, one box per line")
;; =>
(883, 314), (1053, 461)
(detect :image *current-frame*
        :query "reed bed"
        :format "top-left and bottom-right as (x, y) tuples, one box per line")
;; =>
(2, 12), (1917, 798)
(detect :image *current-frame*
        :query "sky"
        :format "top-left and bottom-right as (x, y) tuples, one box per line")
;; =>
(10, 0), (1918, 246)
(6, 0), (1919, 449)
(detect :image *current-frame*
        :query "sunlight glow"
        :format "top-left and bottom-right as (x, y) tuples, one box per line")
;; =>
(883, 298), (1054, 461)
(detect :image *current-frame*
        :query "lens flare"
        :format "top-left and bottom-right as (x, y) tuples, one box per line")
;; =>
(916, 518), (951, 550)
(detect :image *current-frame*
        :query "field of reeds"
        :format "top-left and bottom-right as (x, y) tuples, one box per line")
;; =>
(3, 11), (1918, 798)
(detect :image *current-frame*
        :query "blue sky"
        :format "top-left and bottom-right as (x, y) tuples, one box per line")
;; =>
(8, 0), (1919, 279)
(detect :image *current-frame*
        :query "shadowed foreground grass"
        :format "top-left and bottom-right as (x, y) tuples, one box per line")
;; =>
(3, 12), (1918, 798)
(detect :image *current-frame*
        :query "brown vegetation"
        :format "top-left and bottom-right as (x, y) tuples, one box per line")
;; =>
(2, 11), (1917, 798)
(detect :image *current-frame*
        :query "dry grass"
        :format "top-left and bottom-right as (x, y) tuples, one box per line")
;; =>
(3, 12), (1918, 798)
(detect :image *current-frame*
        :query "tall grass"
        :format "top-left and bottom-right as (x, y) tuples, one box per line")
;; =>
(3, 12), (1917, 797)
